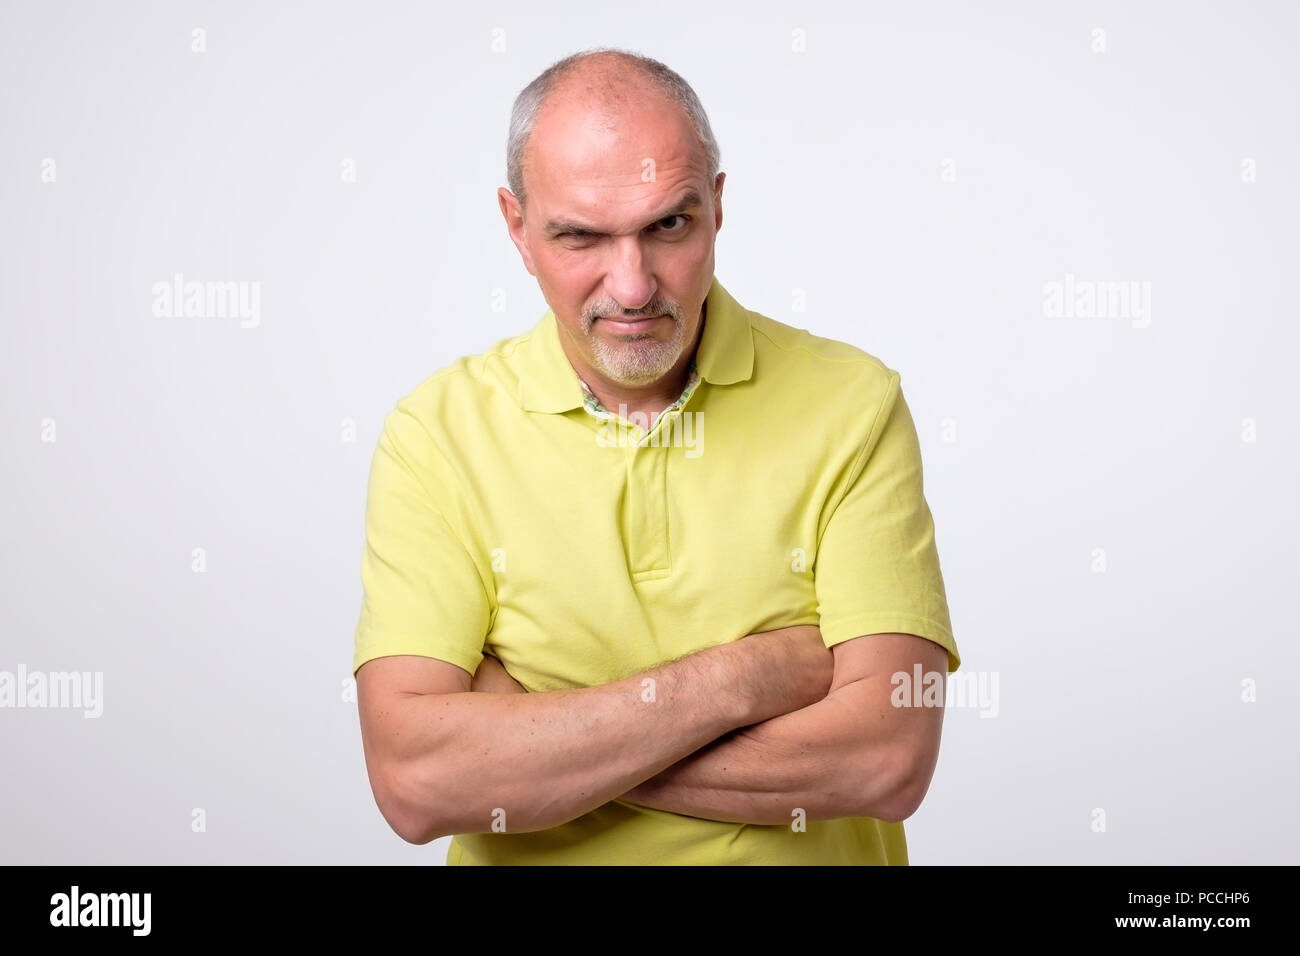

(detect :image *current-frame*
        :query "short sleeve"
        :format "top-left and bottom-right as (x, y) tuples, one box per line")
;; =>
(814, 372), (960, 673)
(352, 405), (492, 677)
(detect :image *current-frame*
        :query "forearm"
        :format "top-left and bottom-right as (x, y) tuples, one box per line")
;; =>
(379, 633), (825, 842)
(621, 680), (909, 825)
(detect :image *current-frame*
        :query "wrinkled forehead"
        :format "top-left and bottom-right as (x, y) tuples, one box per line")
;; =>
(524, 94), (709, 224)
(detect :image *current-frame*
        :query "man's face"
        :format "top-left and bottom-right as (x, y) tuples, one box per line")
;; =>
(500, 85), (724, 390)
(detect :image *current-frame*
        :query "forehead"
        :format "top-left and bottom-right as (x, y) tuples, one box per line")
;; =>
(526, 90), (709, 228)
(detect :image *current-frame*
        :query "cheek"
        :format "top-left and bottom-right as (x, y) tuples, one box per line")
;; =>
(544, 258), (600, 303)
(658, 245), (710, 294)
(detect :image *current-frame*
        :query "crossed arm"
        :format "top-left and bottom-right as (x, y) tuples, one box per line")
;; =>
(358, 624), (948, 842)
(471, 630), (949, 826)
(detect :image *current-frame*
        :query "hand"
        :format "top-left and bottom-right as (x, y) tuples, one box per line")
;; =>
(470, 654), (528, 694)
(743, 623), (834, 715)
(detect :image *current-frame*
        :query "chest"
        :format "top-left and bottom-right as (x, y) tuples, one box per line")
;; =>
(464, 412), (841, 691)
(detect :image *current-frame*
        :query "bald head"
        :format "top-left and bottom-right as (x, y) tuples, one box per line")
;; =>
(506, 49), (720, 209)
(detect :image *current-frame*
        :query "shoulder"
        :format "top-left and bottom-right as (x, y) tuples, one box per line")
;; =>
(383, 325), (538, 440)
(745, 307), (903, 417)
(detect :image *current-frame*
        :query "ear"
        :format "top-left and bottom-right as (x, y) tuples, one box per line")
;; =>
(499, 187), (537, 277)
(711, 171), (725, 235)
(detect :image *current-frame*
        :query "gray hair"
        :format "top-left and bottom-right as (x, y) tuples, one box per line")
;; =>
(506, 47), (721, 209)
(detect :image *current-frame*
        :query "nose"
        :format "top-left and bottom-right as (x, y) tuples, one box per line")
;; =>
(603, 236), (657, 314)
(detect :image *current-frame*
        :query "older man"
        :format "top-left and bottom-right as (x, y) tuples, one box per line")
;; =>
(352, 48), (960, 865)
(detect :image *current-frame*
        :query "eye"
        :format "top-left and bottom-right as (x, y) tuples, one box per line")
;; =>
(651, 214), (690, 234)
(557, 231), (595, 247)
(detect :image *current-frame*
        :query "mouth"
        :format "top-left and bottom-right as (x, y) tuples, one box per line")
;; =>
(598, 315), (668, 334)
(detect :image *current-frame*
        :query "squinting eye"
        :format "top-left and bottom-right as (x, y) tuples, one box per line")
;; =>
(654, 214), (689, 232)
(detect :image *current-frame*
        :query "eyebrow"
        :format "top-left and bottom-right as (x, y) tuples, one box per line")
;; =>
(543, 188), (704, 239)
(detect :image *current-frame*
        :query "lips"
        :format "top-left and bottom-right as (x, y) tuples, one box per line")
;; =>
(599, 315), (666, 333)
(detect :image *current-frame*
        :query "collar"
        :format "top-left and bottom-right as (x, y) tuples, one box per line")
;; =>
(516, 275), (755, 414)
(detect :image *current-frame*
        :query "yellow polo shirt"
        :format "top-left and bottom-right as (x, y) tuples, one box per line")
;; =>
(352, 276), (959, 865)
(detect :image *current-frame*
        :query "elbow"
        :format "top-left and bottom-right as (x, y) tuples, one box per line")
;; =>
(389, 809), (443, 847)
(874, 779), (927, 824)
(855, 750), (938, 824)
(390, 819), (438, 846)
(371, 762), (452, 846)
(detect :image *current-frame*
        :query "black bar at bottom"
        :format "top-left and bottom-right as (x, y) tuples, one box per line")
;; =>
(1, 864), (1284, 942)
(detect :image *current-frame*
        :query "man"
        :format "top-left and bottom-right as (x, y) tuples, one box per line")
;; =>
(352, 48), (960, 865)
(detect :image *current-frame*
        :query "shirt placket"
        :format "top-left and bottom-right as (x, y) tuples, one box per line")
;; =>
(623, 438), (670, 578)
(579, 368), (696, 580)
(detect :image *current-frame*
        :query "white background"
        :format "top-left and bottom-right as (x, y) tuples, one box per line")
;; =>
(2, 0), (1296, 864)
